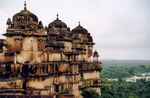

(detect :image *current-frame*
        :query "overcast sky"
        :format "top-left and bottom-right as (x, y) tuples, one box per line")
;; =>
(0, 0), (150, 60)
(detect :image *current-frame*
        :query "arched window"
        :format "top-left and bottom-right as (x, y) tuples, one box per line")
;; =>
(38, 39), (45, 51)
(14, 38), (23, 51)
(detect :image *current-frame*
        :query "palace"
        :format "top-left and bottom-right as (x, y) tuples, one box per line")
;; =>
(0, 2), (102, 98)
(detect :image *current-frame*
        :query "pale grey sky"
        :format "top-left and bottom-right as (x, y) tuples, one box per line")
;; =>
(0, 0), (150, 60)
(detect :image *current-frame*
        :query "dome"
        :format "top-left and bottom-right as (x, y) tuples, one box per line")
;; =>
(72, 22), (88, 34)
(93, 50), (99, 57)
(12, 2), (38, 26)
(48, 14), (67, 28)
(13, 10), (38, 23)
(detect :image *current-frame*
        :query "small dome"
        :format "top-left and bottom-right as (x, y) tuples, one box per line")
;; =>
(72, 22), (88, 34)
(12, 2), (38, 26)
(93, 50), (99, 57)
(48, 14), (67, 28)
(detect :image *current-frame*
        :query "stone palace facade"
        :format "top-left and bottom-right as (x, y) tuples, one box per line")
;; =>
(0, 2), (102, 98)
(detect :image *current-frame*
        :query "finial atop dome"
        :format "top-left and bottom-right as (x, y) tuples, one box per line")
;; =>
(24, 1), (27, 10)
(56, 13), (59, 20)
(78, 21), (80, 26)
(72, 21), (88, 34)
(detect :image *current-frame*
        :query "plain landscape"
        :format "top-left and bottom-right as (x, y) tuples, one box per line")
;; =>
(100, 59), (150, 98)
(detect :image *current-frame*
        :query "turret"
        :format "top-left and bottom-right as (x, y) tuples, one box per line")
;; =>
(93, 50), (99, 62)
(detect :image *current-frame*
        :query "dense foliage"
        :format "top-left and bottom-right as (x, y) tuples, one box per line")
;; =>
(82, 60), (150, 98)
(82, 80), (150, 98)
(82, 88), (101, 98)
(101, 60), (150, 79)
(100, 60), (150, 98)
(101, 80), (150, 98)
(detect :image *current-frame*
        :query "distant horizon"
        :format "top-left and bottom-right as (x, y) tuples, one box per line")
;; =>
(0, 0), (150, 60)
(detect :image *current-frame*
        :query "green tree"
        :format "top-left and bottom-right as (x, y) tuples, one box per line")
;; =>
(82, 88), (101, 98)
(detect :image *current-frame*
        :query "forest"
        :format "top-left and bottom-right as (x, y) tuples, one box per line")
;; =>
(101, 60), (150, 79)
(82, 60), (150, 98)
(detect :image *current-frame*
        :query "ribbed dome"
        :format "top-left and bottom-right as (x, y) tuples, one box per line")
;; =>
(13, 10), (38, 23)
(72, 22), (88, 34)
(12, 2), (38, 25)
(48, 14), (67, 28)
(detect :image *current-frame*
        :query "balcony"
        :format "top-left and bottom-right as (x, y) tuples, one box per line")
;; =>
(79, 62), (102, 72)
(79, 79), (102, 89)
(46, 42), (64, 48)
(48, 49), (64, 53)
(92, 79), (102, 87)
(72, 45), (86, 50)
(64, 50), (86, 56)
(4, 51), (14, 56)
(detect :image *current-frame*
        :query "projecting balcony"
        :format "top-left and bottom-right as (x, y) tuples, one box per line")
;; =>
(0, 89), (24, 94)
(46, 42), (64, 48)
(64, 50), (86, 56)
(57, 36), (72, 42)
(74, 50), (86, 54)
(79, 79), (102, 89)
(48, 49), (64, 53)
(25, 87), (72, 97)
(4, 51), (14, 56)
(0, 54), (14, 63)
(79, 62), (102, 72)
(29, 73), (49, 77)
(72, 45), (86, 50)
(92, 79), (102, 87)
